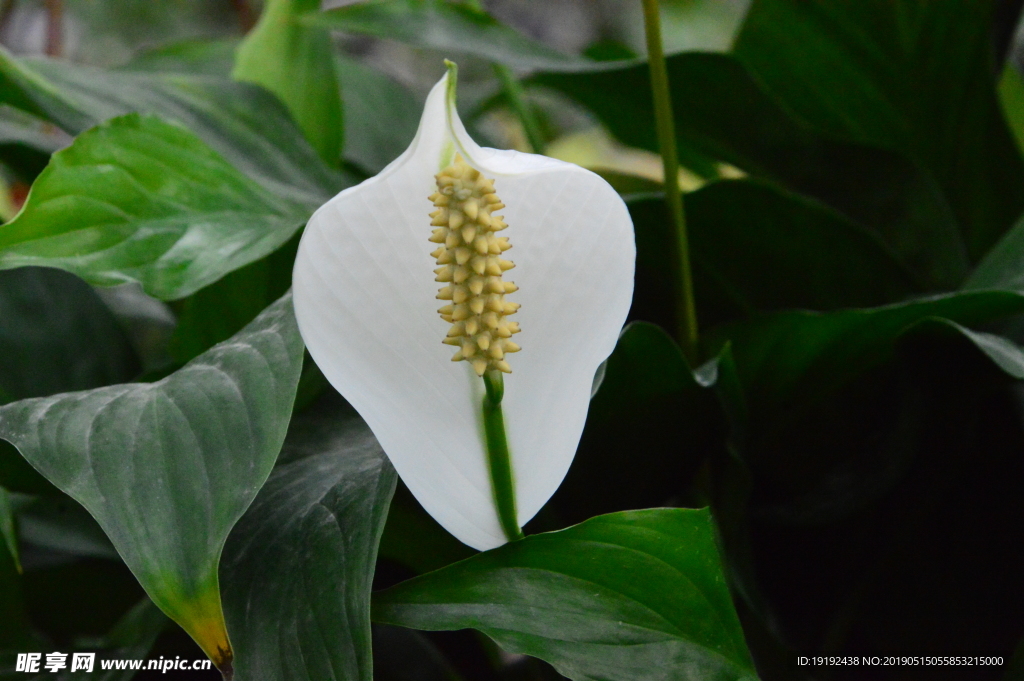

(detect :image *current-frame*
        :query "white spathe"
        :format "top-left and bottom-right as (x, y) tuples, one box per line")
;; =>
(292, 67), (635, 551)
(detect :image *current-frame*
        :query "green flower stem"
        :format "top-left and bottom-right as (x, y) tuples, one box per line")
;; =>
(493, 64), (546, 154)
(641, 0), (699, 362)
(482, 370), (524, 542)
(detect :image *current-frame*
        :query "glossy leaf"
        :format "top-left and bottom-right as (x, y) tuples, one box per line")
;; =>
(305, 0), (585, 71)
(733, 0), (1024, 261)
(0, 267), (139, 401)
(221, 393), (396, 681)
(537, 53), (969, 290)
(1000, 64), (1024, 157)
(0, 47), (346, 207)
(0, 114), (309, 300)
(373, 508), (756, 681)
(234, 0), (343, 165)
(713, 291), (1024, 430)
(964, 212), (1024, 294)
(0, 294), (304, 671)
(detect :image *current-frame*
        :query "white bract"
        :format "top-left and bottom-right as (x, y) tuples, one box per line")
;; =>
(292, 66), (635, 550)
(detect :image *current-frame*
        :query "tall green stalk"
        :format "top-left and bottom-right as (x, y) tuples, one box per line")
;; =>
(641, 0), (699, 362)
(483, 370), (524, 542)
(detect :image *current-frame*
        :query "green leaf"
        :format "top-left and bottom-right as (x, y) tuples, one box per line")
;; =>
(546, 322), (721, 527)
(537, 54), (969, 289)
(373, 508), (757, 681)
(0, 114), (310, 300)
(305, 0), (586, 71)
(378, 483), (476, 576)
(629, 181), (918, 332)
(15, 493), (117, 560)
(0, 267), (140, 401)
(733, 0), (1024, 261)
(999, 64), (1024, 158)
(123, 38), (238, 78)
(0, 293), (304, 671)
(169, 232), (300, 363)
(336, 55), (419, 174)
(0, 104), (69, 153)
(712, 291), (1024, 430)
(221, 393), (396, 681)
(964, 212), (1024, 294)
(234, 0), (343, 166)
(0, 47), (347, 207)
(0, 487), (17, 573)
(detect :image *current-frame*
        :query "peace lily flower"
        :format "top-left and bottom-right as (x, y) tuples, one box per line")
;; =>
(292, 63), (634, 551)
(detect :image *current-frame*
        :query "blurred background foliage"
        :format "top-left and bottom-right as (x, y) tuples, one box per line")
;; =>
(1, 0), (1024, 679)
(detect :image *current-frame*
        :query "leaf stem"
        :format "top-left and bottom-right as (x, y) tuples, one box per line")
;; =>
(493, 64), (546, 154)
(641, 0), (699, 362)
(482, 370), (524, 542)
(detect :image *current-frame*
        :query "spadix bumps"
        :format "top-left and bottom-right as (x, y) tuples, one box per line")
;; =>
(430, 156), (521, 375)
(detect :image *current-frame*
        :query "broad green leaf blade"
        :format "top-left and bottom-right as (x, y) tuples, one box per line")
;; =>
(169, 233), (299, 363)
(733, 0), (1024, 261)
(629, 181), (917, 333)
(925, 322), (1024, 381)
(713, 291), (1024, 429)
(0, 294), (304, 671)
(221, 394), (396, 681)
(336, 55), (419, 174)
(0, 487), (16, 573)
(0, 47), (347, 207)
(16, 494), (117, 560)
(0, 104), (69, 153)
(0, 114), (309, 300)
(305, 0), (586, 70)
(373, 508), (757, 681)
(547, 322), (721, 527)
(537, 53), (968, 289)
(234, 0), (342, 166)
(964, 212), (1024, 293)
(124, 38), (238, 78)
(0, 267), (139, 401)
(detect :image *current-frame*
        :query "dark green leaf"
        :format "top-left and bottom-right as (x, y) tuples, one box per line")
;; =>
(0, 114), (309, 300)
(221, 393), (396, 681)
(234, 0), (343, 165)
(712, 291), (1024, 430)
(378, 483), (475, 576)
(15, 494), (117, 561)
(964, 212), (1024, 293)
(630, 181), (918, 332)
(0, 267), (139, 402)
(0, 294), (304, 670)
(733, 0), (1024, 260)
(169, 232), (300, 363)
(0, 487), (16, 573)
(537, 54), (968, 289)
(336, 55), (419, 174)
(0, 47), (347, 207)
(373, 508), (756, 681)
(1000, 64), (1024, 157)
(305, 0), (586, 71)
(545, 322), (721, 528)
